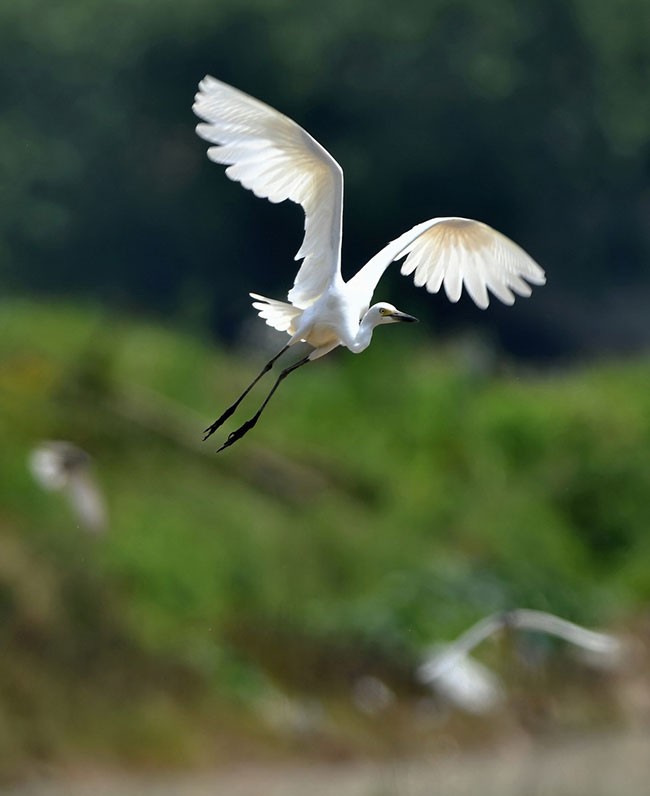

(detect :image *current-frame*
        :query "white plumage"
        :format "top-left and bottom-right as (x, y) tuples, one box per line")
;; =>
(417, 609), (625, 715)
(194, 75), (343, 310)
(29, 441), (108, 534)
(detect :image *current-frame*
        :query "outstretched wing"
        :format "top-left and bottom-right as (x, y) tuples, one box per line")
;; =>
(193, 76), (344, 308)
(350, 217), (545, 309)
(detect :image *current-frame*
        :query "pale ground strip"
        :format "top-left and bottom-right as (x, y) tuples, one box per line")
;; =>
(4, 730), (650, 796)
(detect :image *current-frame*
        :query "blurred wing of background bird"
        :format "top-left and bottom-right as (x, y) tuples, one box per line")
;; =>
(65, 469), (108, 534)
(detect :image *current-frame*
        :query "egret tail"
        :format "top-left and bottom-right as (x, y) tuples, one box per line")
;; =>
(203, 345), (289, 442)
(216, 355), (311, 452)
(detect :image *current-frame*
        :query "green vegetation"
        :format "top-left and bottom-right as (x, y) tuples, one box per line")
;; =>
(2, 0), (649, 778)
(0, 299), (648, 773)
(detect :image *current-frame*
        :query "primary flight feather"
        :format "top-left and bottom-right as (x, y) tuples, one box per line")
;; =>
(192, 76), (546, 451)
(194, 75), (343, 309)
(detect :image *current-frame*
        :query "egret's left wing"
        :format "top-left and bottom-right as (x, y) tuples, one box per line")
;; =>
(193, 76), (344, 309)
(67, 471), (108, 535)
(350, 217), (545, 309)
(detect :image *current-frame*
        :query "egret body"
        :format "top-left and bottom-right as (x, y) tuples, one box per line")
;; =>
(193, 77), (546, 451)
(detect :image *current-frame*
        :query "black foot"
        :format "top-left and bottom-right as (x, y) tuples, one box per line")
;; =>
(203, 404), (239, 441)
(216, 416), (259, 453)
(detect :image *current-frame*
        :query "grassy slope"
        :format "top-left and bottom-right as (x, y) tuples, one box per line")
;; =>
(1, 298), (649, 772)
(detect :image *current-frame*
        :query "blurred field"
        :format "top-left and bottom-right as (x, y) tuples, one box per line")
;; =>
(1, 298), (649, 778)
(3, 0), (650, 786)
(6, 731), (650, 796)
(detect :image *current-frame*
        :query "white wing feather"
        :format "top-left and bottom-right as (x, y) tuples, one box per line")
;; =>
(249, 292), (302, 334)
(67, 472), (108, 535)
(193, 76), (344, 308)
(351, 217), (545, 309)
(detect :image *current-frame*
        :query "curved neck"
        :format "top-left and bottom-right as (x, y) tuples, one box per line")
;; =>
(350, 313), (377, 354)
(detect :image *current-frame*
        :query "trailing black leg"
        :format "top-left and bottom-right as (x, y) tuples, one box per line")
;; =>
(217, 355), (311, 452)
(203, 345), (289, 441)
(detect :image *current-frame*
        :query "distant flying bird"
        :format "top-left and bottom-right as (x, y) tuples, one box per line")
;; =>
(28, 441), (108, 534)
(193, 76), (546, 451)
(417, 609), (625, 714)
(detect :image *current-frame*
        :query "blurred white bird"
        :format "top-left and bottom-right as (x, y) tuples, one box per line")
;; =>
(28, 441), (108, 534)
(418, 642), (504, 715)
(417, 609), (625, 714)
(193, 76), (546, 451)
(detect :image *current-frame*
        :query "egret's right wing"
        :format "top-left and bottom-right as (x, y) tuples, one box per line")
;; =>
(350, 217), (545, 309)
(193, 76), (344, 308)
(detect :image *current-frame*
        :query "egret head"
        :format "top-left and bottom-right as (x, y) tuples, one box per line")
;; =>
(366, 302), (419, 327)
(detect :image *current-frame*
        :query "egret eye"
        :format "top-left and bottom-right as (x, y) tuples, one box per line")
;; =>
(379, 307), (388, 316)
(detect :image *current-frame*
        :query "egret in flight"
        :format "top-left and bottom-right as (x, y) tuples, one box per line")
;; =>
(193, 76), (546, 451)
(29, 441), (108, 534)
(417, 609), (624, 714)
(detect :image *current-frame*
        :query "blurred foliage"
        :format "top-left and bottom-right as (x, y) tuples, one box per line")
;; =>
(2, 0), (649, 776)
(1, 0), (649, 356)
(0, 299), (649, 773)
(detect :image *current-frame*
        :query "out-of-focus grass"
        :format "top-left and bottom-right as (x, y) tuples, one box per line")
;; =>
(0, 298), (649, 775)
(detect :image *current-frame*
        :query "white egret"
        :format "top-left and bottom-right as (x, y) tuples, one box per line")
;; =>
(417, 609), (625, 714)
(193, 76), (546, 451)
(28, 441), (108, 534)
